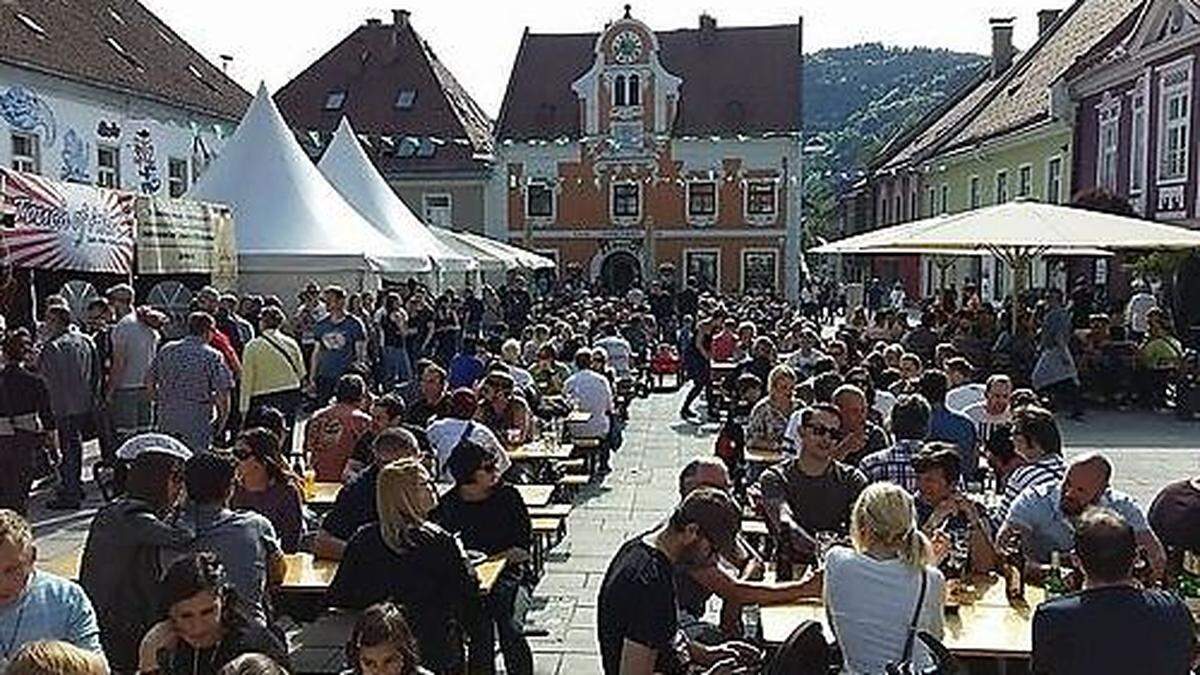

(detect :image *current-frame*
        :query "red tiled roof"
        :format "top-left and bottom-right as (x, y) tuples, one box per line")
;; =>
(496, 22), (802, 140)
(0, 0), (249, 121)
(274, 18), (493, 176)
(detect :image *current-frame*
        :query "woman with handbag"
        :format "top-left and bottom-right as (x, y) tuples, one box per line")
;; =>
(240, 307), (306, 429)
(824, 482), (947, 674)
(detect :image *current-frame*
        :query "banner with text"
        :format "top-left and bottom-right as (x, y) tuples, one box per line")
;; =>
(0, 167), (135, 274)
(135, 197), (237, 285)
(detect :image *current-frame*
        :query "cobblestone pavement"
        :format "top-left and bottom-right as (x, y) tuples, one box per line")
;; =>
(26, 390), (1199, 674)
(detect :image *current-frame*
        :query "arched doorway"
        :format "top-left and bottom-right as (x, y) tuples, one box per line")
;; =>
(599, 251), (642, 297)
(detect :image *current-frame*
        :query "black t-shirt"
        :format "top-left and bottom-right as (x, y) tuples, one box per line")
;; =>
(407, 395), (450, 428)
(1149, 479), (1200, 558)
(432, 484), (531, 556)
(1032, 586), (1196, 675)
(159, 619), (288, 675)
(598, 537), (680, 675)
(320, 465), (378, 541)
(756, 458), (868, 538)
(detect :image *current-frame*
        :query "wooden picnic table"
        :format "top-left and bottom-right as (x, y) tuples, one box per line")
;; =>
(760, 573), (1046, 659)
(514, 484), (555, 508)
(306, 481), (342, 508)
(508, 441), (575, 463)
(39, 550), (507, 596)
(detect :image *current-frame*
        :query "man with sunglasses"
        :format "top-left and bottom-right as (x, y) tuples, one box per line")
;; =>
(753, 403), (868, 577)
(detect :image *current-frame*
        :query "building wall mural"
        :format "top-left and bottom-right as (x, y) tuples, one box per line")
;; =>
(0, 67), (232, 196)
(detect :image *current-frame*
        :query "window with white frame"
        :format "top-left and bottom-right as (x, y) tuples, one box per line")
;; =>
(97, 145), (120, 188)
(167, 158), (188, 198)
(1018, 165), (1033, 197)
(687, 180), (717, 218)
(995, 170), (1009, 203)
(969, 176), (981, 209)
(613, 74), (640, 108)
(10, 133), (38, 173)
(1130, 89), (1147, 195)
(1158, 63), (1191, 183)
(422, 193), (452, 226)
(685, 250), (719, 291)
(742, 251), (777, 293)
(939, 184), (949, 214)
(1097, 98), (1120, 192)
(525, 181), (554, 219)
(746, 180), (777, 216)
(612, 182), (640, 218)
(323, 90), (347, 111)
(1046, 157), (1063, 205)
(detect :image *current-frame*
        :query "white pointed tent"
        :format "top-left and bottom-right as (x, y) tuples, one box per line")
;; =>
(317, 118), (477, 286)
(454, 230), (555, 271)
(188, 84), (430, 296)
(430, 227), (510, 284)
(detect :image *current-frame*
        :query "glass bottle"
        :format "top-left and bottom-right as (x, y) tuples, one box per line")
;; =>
(1044, 550), (1068, 598)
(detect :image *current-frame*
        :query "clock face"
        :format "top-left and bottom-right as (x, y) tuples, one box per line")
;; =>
(612, 30), (643, 64)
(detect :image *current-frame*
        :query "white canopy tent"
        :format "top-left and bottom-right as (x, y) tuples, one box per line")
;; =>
(188, 84), (430, 297)
(317, 117), (476, 288)
(453, 231), (555, 271)
(429, 227), (508, 285)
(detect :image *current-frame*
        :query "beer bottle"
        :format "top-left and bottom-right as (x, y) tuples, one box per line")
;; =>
(1003, 538), (1025, 603)
(1044, 550), (1069, 598)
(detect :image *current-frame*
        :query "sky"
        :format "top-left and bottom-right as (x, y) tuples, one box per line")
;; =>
(143, 0), (1062, 116)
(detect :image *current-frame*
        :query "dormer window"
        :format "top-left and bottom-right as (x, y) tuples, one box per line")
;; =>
(395, 89), (417, 109)
(324, 91), (347, 111)
(613, 74), (640, 108)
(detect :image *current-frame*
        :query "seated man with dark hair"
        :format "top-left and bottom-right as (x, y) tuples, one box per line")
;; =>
(1032, 508), (1197, 675)
(176, 451), (285, 626)
(303, 373), (372, 482)
(913, 443), (998, 576)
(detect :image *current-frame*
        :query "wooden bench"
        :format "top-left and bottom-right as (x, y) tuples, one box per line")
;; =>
(530, 516), (566, 575)
(556, 474), (590, 500)
(528, 503), (572, 518)
(570, 437), (605, 477)
(555, 458), (587, 474)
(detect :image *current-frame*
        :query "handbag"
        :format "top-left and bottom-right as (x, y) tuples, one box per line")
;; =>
(884, 569), (957, 675)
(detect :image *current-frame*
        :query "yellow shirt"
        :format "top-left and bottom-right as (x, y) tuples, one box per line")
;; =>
(240, 330), (306, 413)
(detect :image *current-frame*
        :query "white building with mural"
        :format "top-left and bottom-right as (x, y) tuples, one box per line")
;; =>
(0, 0), (248, 196)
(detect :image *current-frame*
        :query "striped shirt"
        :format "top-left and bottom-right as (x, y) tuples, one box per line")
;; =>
(998, 454), (1066, 522)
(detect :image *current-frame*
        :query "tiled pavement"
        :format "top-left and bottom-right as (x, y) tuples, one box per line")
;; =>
(26, 389), (1200, 674)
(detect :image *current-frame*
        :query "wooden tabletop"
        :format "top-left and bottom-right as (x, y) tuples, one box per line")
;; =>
(508, 441), (575, 462)
(515, 484), (555, 507)
(306, 481), (342, 507)
(760, 573), (1045, 659)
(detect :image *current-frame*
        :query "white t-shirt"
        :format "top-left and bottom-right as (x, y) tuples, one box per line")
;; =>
(595, 335), (633, 378)
(425, 418), (511, 483)
(824, 546), (946, 675)
(110, 312), (159, 390)
(872, 389), (898, 425)
(945, 383), (986, 413)
(563, 369), (613, 438)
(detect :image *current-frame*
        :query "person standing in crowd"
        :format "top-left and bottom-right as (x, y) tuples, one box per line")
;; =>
(1031, 508), (1195, 675)
(308, 286), (368, 407)
(177, 452), (285, 627)
(1032, 288), (1083, 419)
(597, 487), (762, 675)
(231, 428), (305, 553)
(425, 389), (511, 484)
(379, 292), (412, 391)
(106, 285), (159, 445)
(305, 374), (373, 482)
(136, 552), (288, 674)
(37, 305), (99, 510)
(944, 357), (984, 412)
(824, 483), (945, 674)
(679, 316), (714, 421)
(563, 348), (614, 474)
(918, 371), (978, 480)
(434, 442), (534, 674)
(859, 394), (931, 494)
(0, 330), (55, 514)
(447, 335), (486, 390)
(0, 510), (104, 661)
(998, 406), (1067, 519)
(239, 306), (305, 427)
(962, 374), (1013, 446)
(1124, 280), (1158, 342)
(294, 283), (327, 368)
(81, 434), (193, 672)
(755, 404), (867, 572)
(147, 312), (234, 453)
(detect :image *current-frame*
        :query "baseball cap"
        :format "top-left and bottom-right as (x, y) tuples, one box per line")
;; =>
(116, 433), (194, 462)
(677, 487), (741, 559)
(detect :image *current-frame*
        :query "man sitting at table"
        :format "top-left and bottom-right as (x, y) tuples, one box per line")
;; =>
(476, 370), (535, 448)
(912, 444), (998, 575)
(752, 404), (867, 575)
(1031, 508), (1196, 675)
(0, 510), (104, 658)
(858, 394), (930, 494)
(313, 428), (421, 560)
(176, 451), (285, 626)
(562, 348), (614, 473)
(426, 389), (512, 483)
(304, 374), (372, 482)
(746, 365), (796, 455)
(830, 384), (889, 466)
(675, 459), (820, 642)
(597, 487), (763, 675)
(998, 453), (1166, 585)
(404, 362), (449, 427)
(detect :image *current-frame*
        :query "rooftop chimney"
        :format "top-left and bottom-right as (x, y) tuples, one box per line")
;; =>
(699, 13), (717, 32)
(1037, 9), (1061, 36)
(990, 17), (1015, 79)
(392, 9), (410, 29)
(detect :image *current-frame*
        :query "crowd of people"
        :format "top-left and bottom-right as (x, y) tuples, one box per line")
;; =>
(0, 270), (1197, 674)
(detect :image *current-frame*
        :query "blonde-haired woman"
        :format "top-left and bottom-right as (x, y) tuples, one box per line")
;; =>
(326, 459), (482, 674)
(824, 482), (946, 674)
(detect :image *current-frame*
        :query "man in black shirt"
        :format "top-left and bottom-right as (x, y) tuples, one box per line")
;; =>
(406, 362), (450, 427)
(597, 488), (761, 675)
(1032, 508), (1196, 675)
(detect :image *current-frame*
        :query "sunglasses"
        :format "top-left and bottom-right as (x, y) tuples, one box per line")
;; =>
(804, 424), (840, 438)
